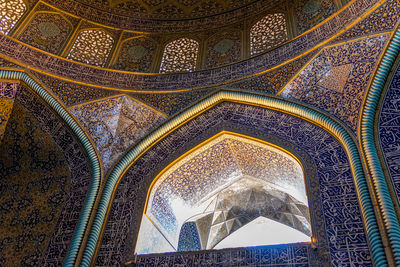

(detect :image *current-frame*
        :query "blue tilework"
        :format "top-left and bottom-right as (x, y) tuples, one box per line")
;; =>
(378, 59), (400, 204)
(281, 34), (389, 132)
(333, 0), (400, 43)
(95, 102), (371, 266)
(178, 222), (202, 252)
(8, 85), (91, 266)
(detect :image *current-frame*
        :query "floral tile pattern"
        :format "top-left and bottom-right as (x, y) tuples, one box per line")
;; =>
(281, 34), (390, 131)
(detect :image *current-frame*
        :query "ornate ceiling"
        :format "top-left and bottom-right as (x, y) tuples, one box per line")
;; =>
(140, 133), (308, 253)
(41, 0), (281, 31)
(73, 0), (264, 19)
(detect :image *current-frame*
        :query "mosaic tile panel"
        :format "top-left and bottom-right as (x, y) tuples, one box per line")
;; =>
(294, 0), (339, 34)
(130, 89), (211, 116)
(334, 0), (400, 43)
(378, 59), (400, 204)
(113, 37), (157, 72)
(35, 73), (118, 107)
(0, 99), (71, 267)
(205, 30), (242, 69)
(0, 85), (92, 266)
(0, 0), (378, 91)
(69, 95), (166, 170)
(229, 50), (318, 95)
(95, 102), (370, 266)
(281, 34), (389, 132)
(132, 243), (311, 266)
(18, 12), (73, 55)
(0, 82), (19, 143)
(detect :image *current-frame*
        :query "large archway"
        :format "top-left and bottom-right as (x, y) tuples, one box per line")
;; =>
(87, 94), (377, 266)
(136, 132), (311, 254)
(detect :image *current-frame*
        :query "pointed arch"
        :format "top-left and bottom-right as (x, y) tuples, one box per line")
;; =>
(136, 131), (311, 253)
(359, 25), (400, 265)
(81, 90), (386, 266)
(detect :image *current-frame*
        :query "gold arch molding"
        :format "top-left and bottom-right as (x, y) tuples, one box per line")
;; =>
(79, 90), (386, 266)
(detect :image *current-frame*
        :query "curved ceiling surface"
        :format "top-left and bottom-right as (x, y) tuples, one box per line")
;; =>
(145, 133), (308, 249)
(41, 0), (281, 31)
(52, 0), (273, 20)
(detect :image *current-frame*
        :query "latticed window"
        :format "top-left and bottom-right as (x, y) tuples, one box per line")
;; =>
(250, 13), (288, 56)
(0, 0), (26, 35)
(159, 38), (199, 73)
(67, 29), (114, 67)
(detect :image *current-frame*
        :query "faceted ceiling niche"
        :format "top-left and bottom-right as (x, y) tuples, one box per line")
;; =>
(136, 132), (311, 254)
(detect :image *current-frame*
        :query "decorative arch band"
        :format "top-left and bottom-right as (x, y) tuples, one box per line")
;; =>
(0, 70), (102, 267)
(81, 90), (387, 266)
(360, 24), (400, 265)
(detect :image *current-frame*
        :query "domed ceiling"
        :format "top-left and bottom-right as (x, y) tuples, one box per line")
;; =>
(71, 0), (272, 19)
(43, 0), (281, 31)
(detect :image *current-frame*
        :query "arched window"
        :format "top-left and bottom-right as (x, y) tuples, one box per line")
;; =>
(250, 13), (288, 56)
(159, 38), (199, 73)
(67, 29), (114, 67)
(0, 0), (26, 35)
(136, 133), (311, 254)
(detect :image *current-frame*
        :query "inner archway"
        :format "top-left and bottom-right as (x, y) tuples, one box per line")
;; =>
(135, 132), (311, 254)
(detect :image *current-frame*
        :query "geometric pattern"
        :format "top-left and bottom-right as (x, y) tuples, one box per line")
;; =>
(334, 0), (400, 43)
(18, 12), (73, 55)
(0, 82), (19, 143)
(69, 95), (166, 170)
(141, 133), (308, 253)
(178, 177), (310, 251)
(159, 38), (199, 73)
(229, 50), (318, 95)
(294, 0), (338, 34)
(250, 13), (287, 56)
(67, 29), (114, 67)
(281, 34), (389, 132)
(316, 63), (352, 93)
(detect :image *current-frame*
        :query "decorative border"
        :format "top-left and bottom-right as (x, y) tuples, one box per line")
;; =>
(0, 70), (102, 267)
(360, 24), (400, 265)
(81, 90), (387, 266)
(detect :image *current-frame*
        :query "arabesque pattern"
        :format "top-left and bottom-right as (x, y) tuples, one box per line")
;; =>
(160, 38), (199, 73)
(0, 0), (26, 35)
(250, 13), (288, 56)
(67, 29), (114, 67)
(18, 12), (72, 54)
